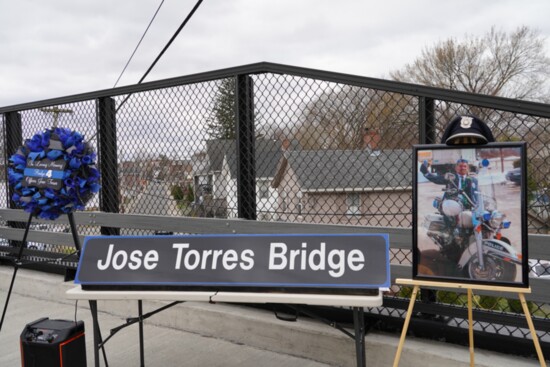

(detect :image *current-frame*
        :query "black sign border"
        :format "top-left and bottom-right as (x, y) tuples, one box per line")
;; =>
(75, 233), (390, 294)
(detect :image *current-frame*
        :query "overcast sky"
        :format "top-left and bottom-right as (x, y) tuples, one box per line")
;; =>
(1, 0), (549, 108)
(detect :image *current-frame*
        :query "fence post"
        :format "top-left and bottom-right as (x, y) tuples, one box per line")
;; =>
(235, 75), (256, 220)
(3, 112), (24, 247)
(418, 97), (437, 306)
(419, 97), (435, 144)
(96, 97), (120, 235)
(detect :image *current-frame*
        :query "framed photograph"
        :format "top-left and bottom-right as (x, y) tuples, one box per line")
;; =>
(412, 142), (528, 287)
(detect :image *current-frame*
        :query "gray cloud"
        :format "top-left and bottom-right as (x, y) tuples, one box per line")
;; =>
(1, 0), (549, 107)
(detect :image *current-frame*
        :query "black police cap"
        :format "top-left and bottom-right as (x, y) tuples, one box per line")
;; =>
(441, 115), (495, 145)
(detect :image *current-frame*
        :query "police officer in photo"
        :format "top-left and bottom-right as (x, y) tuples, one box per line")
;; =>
(420, 158), (478, 210)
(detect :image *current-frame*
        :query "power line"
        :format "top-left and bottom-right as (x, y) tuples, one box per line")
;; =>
(113, 0), (166, 88)
(137, 0), (204, 85)
(116, 0), (205, 112)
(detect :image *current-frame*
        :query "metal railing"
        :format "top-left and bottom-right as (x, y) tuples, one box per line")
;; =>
(1, 62), (550, 358)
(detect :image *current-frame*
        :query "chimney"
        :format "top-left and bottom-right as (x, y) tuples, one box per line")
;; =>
(363, 129), (381, 151)
(282, 138), (291, 151)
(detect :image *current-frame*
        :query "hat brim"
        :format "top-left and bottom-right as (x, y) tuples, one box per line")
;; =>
(445, 132), (488, 145)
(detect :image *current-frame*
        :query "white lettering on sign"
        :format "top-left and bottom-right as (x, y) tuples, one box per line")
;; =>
(268, 242), (365, 278)
(97, 244), (159, 271)
(92, 240), (369, 277)
(172, 243), (255, 271)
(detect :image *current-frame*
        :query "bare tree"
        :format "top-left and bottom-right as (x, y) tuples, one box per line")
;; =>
(294, 26), (549, 152)
(295, 85), (418, 150)
(294, 85), (371, 150)
(391, 26), (550, 103)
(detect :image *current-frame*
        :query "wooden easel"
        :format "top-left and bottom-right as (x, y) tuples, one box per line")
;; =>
(0, 212), (82, 332)
(392, 278), (547, 367)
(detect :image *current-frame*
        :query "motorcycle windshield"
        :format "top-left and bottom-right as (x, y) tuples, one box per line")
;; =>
(474, 165), (504, 212)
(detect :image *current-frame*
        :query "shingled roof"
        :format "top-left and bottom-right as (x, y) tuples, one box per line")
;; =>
(206, 139), (283, 179)
(275, 149), (412, 191)
(206, 139), (234, 172)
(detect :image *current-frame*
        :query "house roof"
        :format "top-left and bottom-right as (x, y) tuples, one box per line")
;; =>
(206, 139), (235, 172)
(206, 139), (282, 179)
(225, 140), (283, 179)
(275, 149), (412, 191)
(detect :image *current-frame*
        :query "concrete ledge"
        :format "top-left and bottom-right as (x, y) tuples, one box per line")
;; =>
(0, 266), (543, 367)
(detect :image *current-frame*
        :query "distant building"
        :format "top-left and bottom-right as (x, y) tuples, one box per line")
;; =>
(272, 149), (412, 227)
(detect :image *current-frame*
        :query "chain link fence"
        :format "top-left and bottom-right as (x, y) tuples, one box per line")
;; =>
(2, 63), (550, 357)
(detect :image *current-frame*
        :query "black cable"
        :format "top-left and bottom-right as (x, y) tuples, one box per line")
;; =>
(116, 0), (205, 112)
(113, 0), (166, 88)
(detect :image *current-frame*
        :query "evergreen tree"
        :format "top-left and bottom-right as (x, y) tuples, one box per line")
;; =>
(207, 78), (236, 139)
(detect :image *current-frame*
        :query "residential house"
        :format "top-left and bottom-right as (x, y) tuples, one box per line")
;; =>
(222, 140), (282, 220)
(272, 149), (412, 227)
(193, 139), (283, 219)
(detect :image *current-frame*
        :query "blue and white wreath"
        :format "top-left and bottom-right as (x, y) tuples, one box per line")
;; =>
(7, 127), (101, 220)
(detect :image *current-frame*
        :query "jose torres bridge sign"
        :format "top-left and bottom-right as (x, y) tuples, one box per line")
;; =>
(75, 234), (390, 292)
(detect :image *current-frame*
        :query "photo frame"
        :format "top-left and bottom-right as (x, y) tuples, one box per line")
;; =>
(412, 142), (528, 287)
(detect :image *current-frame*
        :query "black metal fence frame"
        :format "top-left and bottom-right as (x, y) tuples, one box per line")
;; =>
(2, 62), (550, 359)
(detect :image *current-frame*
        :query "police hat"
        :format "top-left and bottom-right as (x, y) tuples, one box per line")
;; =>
(441, 115), (495, 145)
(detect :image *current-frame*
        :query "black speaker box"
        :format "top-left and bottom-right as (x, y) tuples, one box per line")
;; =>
(20, 317), (86, 367)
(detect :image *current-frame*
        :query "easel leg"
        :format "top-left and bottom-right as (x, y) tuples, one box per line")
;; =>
(393, 285), (419, 367)
(0, 266), (19, 332)
(64, 213), (82, 281)
(518, 293), (547, 367)
(0, 213), (33, 332)
(67, 212), (82, 254)
(467, 289), (474, 367)
(353, 307), (366, 367)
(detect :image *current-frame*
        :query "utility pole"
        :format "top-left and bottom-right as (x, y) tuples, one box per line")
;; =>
(40, 106), (73, 128)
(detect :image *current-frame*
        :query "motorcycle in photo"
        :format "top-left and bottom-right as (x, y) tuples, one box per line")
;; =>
(420, 159), (521, 282)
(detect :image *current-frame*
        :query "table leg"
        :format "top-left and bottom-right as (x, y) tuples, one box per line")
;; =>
(89, 300), (101, 367)
(353, 307), (366, 367)
(139, 300), (145, 367)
